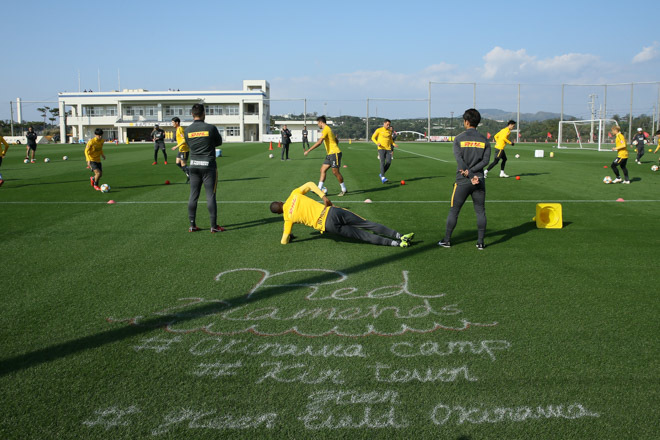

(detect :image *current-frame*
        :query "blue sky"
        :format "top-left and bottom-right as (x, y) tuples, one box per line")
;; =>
(3, 0), (659, 120)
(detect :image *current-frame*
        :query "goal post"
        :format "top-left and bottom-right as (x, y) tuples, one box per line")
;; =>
(556, 119), (619, 151)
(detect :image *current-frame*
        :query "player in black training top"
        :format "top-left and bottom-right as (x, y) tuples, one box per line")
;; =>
(184, 104), (225, 233)
(438, 108), (491, 250)
(151, 124), (167, 165)
(632, 127), (647, 164)
(302, 125), (310, 151)
(25, 126), (38, 163)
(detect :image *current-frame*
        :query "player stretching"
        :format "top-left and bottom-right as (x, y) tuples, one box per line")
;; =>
(438, 109), (491, 250)
(170, 117), (190, 182)
(610, 125), (630, 184)
(85, 128), (106, 191)
(25, 126), (38, 163)
(632, 128), (647, 164)
(271, 182), (413, 247)
(371, 119), (398, 183)
(304, 116), (347, 196)
(184, 104), (225, 233)
(485, 120), (515, 178)
(151, 124), (167, 165)
(0, 134), (10, 187)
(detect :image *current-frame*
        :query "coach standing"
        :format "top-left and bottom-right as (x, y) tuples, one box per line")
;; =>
(281, 124), (292, 160)
(184, 104), (225, 233)
(438, 108), (491, 250)
(151, 124), (167, 165)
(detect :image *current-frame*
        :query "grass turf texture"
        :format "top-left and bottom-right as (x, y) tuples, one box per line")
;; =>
(0, 141), (658, 439)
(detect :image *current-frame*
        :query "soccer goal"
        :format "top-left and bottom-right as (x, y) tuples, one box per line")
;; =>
(556, 119), (619, 151)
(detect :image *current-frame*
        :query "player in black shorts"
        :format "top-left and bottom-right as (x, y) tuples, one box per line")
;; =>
(0, 134), (9, 187)
(25, 126), (37, 163)
(184, 104), (225, 233)
(151, 124), (167, 165)
(438, 109), (491, 250)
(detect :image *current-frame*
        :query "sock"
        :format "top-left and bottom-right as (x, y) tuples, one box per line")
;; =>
(184, 166), (190, 176)
(391, 241), (399, 247)
(340, 182), (347, 192)
(176, 162), (182, 169)
(395, 232), (401, 239)
(190, 219), (196, 227)
(0, 173), (3, 180)
(318, 181), (324, 189)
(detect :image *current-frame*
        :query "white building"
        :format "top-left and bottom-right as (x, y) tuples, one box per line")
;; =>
(57, 80), (270, 143)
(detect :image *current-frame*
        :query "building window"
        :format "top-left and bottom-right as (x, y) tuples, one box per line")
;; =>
(207, 105), (223, 116)
(106, 106), (117, 116)
(123, 106), (134, 116)
(146, 106), (157, 117)
(165, 105), (184, 116)
(226, 126), (240, 136)
(84, 106), (105, 116)
(226, 104), (239, 116)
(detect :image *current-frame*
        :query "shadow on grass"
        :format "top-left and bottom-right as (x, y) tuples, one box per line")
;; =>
(513, 172), (550, 177)
(224, 216), (281, 231)
(0, 240), (438, 377)
(5, 179), (84, 189)
(114, 182), (187, 189)
(348, 176), (442, 195)
(219, 177), (267, 183)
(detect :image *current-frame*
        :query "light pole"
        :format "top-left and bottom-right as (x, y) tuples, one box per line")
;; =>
(450, 111), (454, 137)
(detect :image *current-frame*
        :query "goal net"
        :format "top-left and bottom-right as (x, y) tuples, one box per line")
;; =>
(556, 119), (619, 151)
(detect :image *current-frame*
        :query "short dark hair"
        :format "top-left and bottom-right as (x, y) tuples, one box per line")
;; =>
(463, 109), (481, 128)
(507, 120), (516, 126)
(94, 128), (103, 136)
(28, 126), (34, 130)
(270, 202), (282, 214)
(171, 117), (181, 124)
(317, 115), (327, 124)
(191, 103), (205, 118)
(384, 119), (391, 124)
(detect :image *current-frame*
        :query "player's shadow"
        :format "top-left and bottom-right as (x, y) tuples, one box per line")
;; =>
(113, 182), (187, 189)
(219, 177), (267, 182)
(486, 220), (572, 247)
(513, 172), (550, 177)
(630, 177), (642, 182)
(349, 176), (442, 195)
(3, 180), (82, 188)
(0, 241), (440, 377)
(223, 216), (281, 231)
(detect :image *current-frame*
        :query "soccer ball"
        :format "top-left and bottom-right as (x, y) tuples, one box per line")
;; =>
(268, 154), (273, 158)
(44, 158), (50, 163)
(652, 165), (659, 172)
(63, 156), (69, 161)
(632, 140), (638, 146)
(321, 186), (328, 194)
(515, 154), (520, 158)
(603, 176), (612, 184)
(100, 184), (110, 193)
(23, 158), (29, 164)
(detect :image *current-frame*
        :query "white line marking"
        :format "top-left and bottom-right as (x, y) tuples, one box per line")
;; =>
(395, 148), (450, 162)
(2, 199), (659, 205)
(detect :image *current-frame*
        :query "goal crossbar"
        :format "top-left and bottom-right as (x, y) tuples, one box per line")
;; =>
(557, 119), (619, 151)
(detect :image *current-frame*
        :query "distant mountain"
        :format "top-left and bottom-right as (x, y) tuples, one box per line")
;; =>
(479, 108), (571, 122)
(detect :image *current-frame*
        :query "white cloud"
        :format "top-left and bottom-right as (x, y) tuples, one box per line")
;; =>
(632, 42), (659, 63)
(481, 47), (600, 80)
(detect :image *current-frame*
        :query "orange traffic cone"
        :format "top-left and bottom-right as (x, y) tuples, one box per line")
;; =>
(269, 142), (273, 150)
(278, 141), (282, 148)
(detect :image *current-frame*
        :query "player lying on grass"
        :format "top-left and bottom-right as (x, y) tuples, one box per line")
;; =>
(270, 182), (413, 247)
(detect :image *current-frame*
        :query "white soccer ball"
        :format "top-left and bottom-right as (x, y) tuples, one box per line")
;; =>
(603, 176), (612, 184)
(515, 154), (520, 158)
(321, 186), (328, 194)
(268, 154), (273, 158)
(652, 165), (659, 172)
(24, 158), (29, 164)
(63, 156), (69, 161)
(44, 158), (50, 163)
(100, 184), (110, 193)
(632, 140), (638, 146)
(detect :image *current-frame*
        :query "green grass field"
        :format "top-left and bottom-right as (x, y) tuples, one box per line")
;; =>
(1, 140), (658, 439)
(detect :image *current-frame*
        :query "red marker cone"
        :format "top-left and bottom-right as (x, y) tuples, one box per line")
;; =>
(269, 142), (273, 150)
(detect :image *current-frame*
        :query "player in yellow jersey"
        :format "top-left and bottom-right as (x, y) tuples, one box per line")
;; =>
(654, 130), (660, 163)
(170, 117), (190, 182)
(270, 182), (413, 246)
(610, 125), (630, 184)
(485, 120), (515, 178)
(304, 116), (348, 196)
(84, 128), (106, 190)
(371, 119), (398, 183)
(0, 134), (10, 187)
